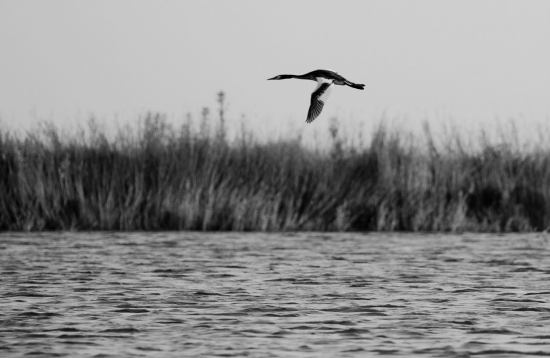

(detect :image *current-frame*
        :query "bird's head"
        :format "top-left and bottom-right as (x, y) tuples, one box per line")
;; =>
(267, 74), (293, 80)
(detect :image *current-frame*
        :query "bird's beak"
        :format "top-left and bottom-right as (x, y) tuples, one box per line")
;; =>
(267, 76), (277, 80)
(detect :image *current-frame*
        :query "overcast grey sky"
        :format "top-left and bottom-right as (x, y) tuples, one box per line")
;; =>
(1, 0), (550, 138)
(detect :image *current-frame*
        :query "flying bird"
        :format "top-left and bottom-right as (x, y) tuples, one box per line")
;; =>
(268, 69), (364, 123)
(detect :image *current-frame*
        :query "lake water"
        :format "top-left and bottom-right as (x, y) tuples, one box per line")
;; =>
(1, 232), (550, 357)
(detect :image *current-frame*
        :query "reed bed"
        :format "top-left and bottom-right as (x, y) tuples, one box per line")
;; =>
(1, 109), (549, 232)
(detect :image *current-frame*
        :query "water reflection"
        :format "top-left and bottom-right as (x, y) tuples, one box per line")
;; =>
(1, 232), (550, 357)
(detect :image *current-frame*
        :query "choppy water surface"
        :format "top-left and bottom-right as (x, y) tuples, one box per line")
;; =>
(1, 233), (550, 357)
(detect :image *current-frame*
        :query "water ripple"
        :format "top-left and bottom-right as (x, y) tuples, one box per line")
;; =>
(1, 232), (550, 357)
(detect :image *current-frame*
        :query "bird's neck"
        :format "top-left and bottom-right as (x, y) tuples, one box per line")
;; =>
(294, 73), (316, 81)
(278, 74), (314, 81)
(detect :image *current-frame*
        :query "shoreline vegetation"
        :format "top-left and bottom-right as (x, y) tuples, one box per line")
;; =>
(1, 97), (549, 232)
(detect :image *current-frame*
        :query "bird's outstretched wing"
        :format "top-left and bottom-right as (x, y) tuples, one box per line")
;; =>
(306, 78), (334, 123)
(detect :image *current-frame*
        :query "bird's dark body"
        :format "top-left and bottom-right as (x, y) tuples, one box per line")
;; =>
(302, 69), (349, 84)
(272, 69), (365, 90)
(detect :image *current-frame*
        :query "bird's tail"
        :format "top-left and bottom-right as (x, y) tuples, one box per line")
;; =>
(346, 81), (365, 90)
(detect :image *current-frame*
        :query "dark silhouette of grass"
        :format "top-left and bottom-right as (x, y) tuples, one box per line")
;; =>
(1, 104), (549, 232)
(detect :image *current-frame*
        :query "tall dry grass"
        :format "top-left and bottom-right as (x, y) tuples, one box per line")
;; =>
(1, 103), (549, 232)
